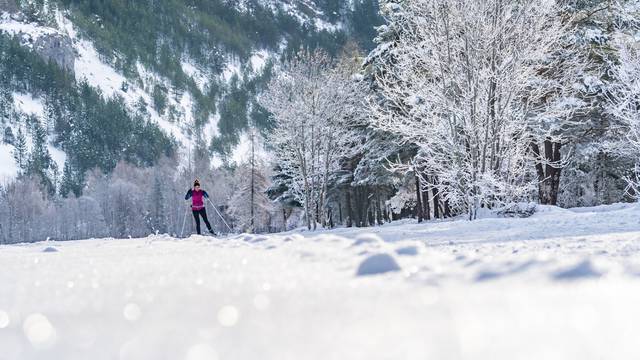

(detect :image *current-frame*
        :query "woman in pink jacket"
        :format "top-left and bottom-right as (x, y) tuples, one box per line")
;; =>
(185, 179), (215, 235)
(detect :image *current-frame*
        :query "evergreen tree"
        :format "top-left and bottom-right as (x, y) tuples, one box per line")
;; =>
(27, 121), (55, 195)
(0, 87), (12, 124)
(3, 126), (14, 145)
(348, 0), (383, 51)
(59, 160), (83, 198)
(12, 127), (28, 175)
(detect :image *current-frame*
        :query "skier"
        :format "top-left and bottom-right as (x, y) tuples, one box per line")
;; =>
(185, 179), (216, 235)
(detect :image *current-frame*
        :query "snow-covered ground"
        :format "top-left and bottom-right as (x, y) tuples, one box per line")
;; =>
(2, 203), (640, 359)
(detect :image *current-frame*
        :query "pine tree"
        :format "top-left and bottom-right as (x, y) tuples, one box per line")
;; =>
(27, 121), (54, 195)
(59, 160), (84, 198)
(12, 127), (28, 175)
(3, 126), (14, 145)
(44, 98), (60, 134)
(0, 87), (12, 124)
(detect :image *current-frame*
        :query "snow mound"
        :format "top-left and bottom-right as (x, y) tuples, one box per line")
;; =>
(568, 202), (638, 214)
(474, 260), (541, 282)
(532, 205), (572, 216)
(352, 233), (383, 247)
(247, 235), (269, 243)
(395, 245), (419, 256)
(42, 246), (58, 253)
(552, 259), (603, 280)
(356, 253), (401, 276)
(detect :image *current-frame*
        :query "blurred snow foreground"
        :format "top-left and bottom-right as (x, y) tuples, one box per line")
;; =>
(2, 204), (640, 359)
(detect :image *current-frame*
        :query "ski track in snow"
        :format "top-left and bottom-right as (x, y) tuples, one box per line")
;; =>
(2, 203), (640, 359)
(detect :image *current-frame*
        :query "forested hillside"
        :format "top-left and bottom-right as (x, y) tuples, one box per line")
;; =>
(0, 0), (382, 175)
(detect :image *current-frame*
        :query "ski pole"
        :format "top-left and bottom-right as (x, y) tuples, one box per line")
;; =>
(206, 198), (233, 233)
(179, 205), (189, 238)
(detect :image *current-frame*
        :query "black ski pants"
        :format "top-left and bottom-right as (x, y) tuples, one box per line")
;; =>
(192, 208), (213, 234)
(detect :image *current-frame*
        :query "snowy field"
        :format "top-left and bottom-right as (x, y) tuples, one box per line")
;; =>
(2, 203), (640, 359)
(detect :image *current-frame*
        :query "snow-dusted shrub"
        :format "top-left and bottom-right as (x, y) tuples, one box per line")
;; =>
(496, 203), (537, 218)
(356, 253), (401, 276)
(386, 186), (416, 215)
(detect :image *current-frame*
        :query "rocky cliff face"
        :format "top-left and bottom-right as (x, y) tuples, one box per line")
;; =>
(0, 9), (75, 73)
(34, 33), (75, 73)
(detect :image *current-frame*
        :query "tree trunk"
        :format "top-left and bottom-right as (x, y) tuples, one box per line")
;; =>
(346, 188), (353, 228)
(443, 199), (451, 218)
(282, 208), (287, 231)
(422, 185), (431, 221)
(432, 186), (440, 219)
(531, 140), (562, 205)
(415, 174), (423, 223)
(375, 190), (383, 225)
(383, 199), (390, 223)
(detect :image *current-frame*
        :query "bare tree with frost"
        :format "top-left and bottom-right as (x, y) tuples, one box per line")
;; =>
(259, 49), (363, 230)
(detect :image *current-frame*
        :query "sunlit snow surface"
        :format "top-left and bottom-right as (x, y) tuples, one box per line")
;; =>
(2, 204), (640, 359)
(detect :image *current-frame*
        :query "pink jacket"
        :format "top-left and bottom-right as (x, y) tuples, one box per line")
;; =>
(185, 189), (209, 210)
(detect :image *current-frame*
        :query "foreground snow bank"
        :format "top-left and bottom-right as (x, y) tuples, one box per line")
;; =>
(1, 203), (640, 359)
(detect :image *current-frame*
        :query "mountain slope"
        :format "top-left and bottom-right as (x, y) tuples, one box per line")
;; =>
(0, 0), (382, 181)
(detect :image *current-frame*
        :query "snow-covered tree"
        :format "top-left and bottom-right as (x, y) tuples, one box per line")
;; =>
(228, 160), (274, 233)
(608, 37), (640, 194)
(541, 1), (636, 207)
(3, 126), (14, 145)
(259, 49), (362, 230)
(368, 0), (573, 219)
(228, 127), (275, 233)
(12, 127), (28, 175)
(28, 120), (56, 195)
